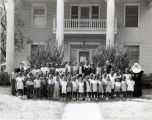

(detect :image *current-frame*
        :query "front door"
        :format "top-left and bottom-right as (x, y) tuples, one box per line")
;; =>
(79, 51), (90, 63)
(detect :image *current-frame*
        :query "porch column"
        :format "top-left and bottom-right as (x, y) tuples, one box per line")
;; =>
(106, 0), (115, 49)
(6, 0), (15, 74)
(56, 0), (64, 49)
(0, 17), (1, 72)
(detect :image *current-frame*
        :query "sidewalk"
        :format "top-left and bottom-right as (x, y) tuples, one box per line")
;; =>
(61, 102), (103, 120)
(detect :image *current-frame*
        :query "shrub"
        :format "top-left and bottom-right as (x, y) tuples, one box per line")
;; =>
(141, 73), (152, 89)
(92, 47), (133, 72)
(141, 73), (152, 81)
(28, 40), (64, 68)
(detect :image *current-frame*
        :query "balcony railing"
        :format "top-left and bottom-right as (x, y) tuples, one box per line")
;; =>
(53, 17), (117, 34)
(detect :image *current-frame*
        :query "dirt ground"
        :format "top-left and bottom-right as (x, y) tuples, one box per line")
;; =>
(0, 86), (152, 120)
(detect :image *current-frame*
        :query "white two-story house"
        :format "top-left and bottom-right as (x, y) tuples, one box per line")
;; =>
(5, 0), (152, 73)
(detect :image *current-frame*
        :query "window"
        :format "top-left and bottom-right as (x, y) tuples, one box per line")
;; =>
(125, 45), (140, 65)
(80, 7), (90, 19)
(70, 5), (99, 19)
(125, 5), (139, 27)
(32, 4), (46, 28)
(92, 6), (99, 19)
(71, 6), (79, 19)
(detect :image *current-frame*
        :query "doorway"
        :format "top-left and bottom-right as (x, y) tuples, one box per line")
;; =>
(79, 51), (90, 63)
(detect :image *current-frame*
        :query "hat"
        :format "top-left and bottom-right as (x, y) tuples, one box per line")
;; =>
(131, 63), (142, 73)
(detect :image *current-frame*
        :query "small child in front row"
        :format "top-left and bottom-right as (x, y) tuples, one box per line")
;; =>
(66, 77), (73, 101)
(16, 72), (24, 98)
(114, 78), (121, 99)
(41, 76), (47, 99)
(61, 76), (67, 101)
(127, 77), (135, 98)
(121, 76), (127, 98)
(72, 76), (78, 101)
(47, 74), (54, 100)
(105, 77), (112, 100)
(26, 77), (34, 99)
(78, 77), (84, 101)
(102, 73), (108, 98)
(85, 76), (91, 101)
(97, 77), (104, 99)
(91, 76), (98, 100)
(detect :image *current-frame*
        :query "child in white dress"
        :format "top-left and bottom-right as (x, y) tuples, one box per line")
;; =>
(102, 73), (108, 98)
(123, 69), (131, 83)
(127, 77), (135, 98)
(78, 77), (84, 100)
(97, 77), (104, 99)
(105, 77), (112, 100)
(121, 76), (127, 98)
(114, 78), (121, 98)
(16, 72), (24, 98)
(72, 76), (78, 101)
(91, 76), (98, 100)
(85, 76), (91, 101)
(108, 71), (115, 98)
(61, 76), (67, 100)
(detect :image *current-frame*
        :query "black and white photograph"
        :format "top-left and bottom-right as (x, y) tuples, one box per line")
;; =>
(0, 0), (152, 120)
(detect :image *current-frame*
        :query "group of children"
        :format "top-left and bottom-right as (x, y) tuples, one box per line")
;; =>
(11, 64), (136, 101)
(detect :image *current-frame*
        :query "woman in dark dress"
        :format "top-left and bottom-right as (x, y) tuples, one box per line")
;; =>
(105, 60), (113, 74)
(131, 63), (144, 97)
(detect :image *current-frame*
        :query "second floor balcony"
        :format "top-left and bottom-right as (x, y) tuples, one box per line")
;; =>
(53, 17), (118, 34)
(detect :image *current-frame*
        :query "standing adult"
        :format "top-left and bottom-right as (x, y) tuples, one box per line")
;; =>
(73, 62), (78, 76)
(83, 61), (91, 76)
(131, 63), (143, 97)
(96, 63), (102, 75)
(53, 76), (60, 100)
(91, 63), (96, 74)
(10, 69), (17, 96)
(105, 60), (113, 74)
